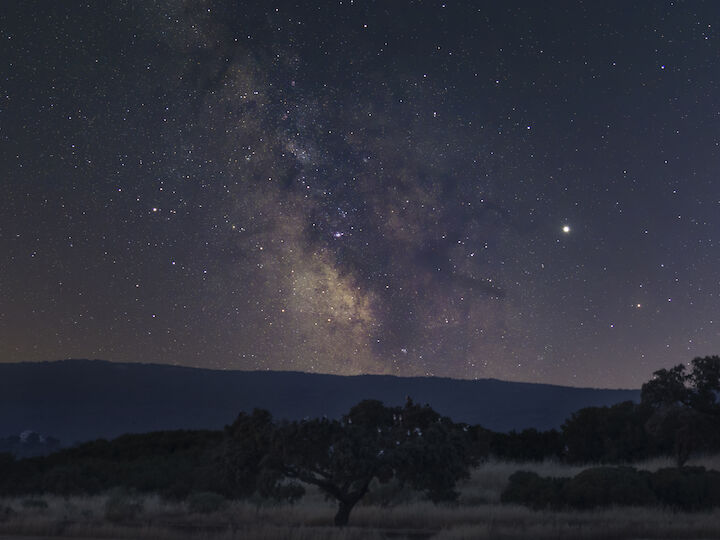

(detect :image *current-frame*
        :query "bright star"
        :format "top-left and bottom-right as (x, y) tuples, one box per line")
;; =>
(562, 225), (571, 234)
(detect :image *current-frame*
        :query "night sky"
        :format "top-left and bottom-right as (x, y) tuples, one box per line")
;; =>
(2, 1), (719, 388)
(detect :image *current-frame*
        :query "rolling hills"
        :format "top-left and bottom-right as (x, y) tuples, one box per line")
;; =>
(0, 359), (639, 445)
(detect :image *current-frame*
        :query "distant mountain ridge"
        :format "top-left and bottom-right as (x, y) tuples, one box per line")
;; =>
(0, 431), (61, 458)
(0, 359), (639, 445)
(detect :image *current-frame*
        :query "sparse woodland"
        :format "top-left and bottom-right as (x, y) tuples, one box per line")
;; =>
(1, 356), (719, 538)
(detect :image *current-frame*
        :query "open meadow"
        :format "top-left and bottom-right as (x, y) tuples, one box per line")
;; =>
(2, 454), (720, 540)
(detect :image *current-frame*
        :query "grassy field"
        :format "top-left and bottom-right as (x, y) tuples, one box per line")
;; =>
(2, 454), (720, 540)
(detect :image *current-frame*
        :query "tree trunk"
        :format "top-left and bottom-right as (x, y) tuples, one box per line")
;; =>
(331, 479), (371, 527)
(334, 500), (354, 527)
(674, 424), (692, 467)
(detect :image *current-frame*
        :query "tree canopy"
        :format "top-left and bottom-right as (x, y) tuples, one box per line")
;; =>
(225, 398), (477, 526)
(641, 356), (720, 465)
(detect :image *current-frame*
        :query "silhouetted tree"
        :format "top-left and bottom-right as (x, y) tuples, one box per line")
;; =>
(466, 424), (492, 462)
(226, 398), (476, 526)
(561, 401), (651, 463)
(0, 430), (225, 498)
(642, 356), (720, 412)
(0, 453), (14, 487)
(223, 409), (297, 500)
(641, 356), (720, 465)
(491, 428), (563, 462)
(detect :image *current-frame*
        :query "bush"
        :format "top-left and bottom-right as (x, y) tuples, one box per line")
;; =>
(562, 467), (656, 509)
(500, 471), (567, 509)
(0, 506), (17, 522)
(503, 466), (720, 511)
(186, 491), (228, 514)
(21, 499), (48, 509)
(651, 467), (720, 510)
(104, 488), (144, 523)
(41, 463), (101, 495)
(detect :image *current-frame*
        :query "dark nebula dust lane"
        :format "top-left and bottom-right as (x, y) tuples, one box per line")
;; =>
(1, 1), (719, 388)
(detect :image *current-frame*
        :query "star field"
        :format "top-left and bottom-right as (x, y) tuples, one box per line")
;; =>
(1, 1), (719, 388)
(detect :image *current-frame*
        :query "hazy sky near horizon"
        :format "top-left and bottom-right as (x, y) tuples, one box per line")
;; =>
(2, 1), (719, 388)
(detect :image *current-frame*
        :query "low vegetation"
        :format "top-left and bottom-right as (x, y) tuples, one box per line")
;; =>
(502, 465), (720, 510)
(2, 457), (720, 539)
(0, 356), (719, 537)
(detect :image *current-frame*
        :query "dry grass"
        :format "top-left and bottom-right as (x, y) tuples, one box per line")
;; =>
(2, 455), (720, 539)
(458, 459), (588, 505)
(631, 452), (720, 472)
(3, 499), (720, 540)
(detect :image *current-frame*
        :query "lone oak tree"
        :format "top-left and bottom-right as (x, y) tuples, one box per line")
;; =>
(226, 398), (477, 526)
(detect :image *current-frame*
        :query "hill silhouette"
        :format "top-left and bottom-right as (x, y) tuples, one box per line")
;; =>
(0, 359), (639, 444)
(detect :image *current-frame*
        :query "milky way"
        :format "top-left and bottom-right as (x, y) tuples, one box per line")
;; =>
(2, 2), (719, 387)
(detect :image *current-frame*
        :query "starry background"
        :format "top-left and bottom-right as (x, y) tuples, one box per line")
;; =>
(2, 1), (719, 388)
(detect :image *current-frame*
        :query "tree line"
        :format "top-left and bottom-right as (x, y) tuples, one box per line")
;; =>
(0, 356), (718, 526)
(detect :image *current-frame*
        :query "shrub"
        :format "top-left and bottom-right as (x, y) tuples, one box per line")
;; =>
(21, 498), (48, 509)
(651, 467), (720, 510)
(40, 463), (98, 495)
(104, 488), (144, 523)
(500, 471), (566, 509)
(562, 467), (656, 509)
(186, 491), (228, 514)
(0, 506), (17, 522)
